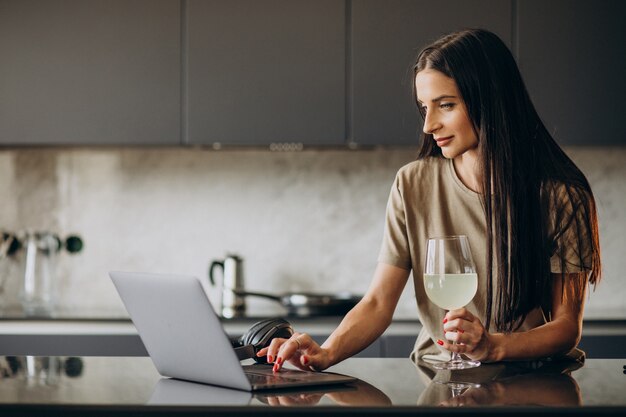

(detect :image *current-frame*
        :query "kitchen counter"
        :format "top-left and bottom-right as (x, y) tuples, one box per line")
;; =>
(0, 356), (623, 416)
(1, 317), (625, 358)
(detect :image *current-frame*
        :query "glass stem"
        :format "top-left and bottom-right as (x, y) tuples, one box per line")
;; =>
(450, 342), (463, 363)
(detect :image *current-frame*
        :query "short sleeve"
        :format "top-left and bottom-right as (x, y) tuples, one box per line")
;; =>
(377, 173), (412, 270)
(547, 184), (594, 274)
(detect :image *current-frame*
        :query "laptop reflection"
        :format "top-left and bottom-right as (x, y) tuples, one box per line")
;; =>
(148, 376), (390, 407)
(148, 378), (252, 406)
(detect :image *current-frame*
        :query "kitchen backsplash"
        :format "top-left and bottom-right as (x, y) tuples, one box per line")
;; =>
(0, 147), (624, 319)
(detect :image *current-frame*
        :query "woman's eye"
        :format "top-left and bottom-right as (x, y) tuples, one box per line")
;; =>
(440, 103), (455, 110)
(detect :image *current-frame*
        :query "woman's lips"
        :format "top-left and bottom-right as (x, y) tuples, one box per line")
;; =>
(434, 136), (453, 147)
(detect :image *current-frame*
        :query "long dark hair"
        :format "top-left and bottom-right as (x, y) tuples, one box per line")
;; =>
(414, 29), (601, 332)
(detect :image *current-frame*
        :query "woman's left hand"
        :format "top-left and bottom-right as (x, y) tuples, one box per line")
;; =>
(438, 308), (497, 362)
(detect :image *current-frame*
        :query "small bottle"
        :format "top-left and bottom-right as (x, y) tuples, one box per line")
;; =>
(19, 232), (60, 317)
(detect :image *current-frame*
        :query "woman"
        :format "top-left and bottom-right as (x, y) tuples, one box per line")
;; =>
(260, 29), (601, 372)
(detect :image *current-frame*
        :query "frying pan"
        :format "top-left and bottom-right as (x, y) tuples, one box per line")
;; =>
(234, 290), (361, 317)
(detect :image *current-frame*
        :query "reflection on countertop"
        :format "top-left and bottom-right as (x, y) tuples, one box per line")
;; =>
(0, 356), (624, 413)
(0, 356), (84, 386)
(149, 375), (392, 407)
(415, 359), (584, 407)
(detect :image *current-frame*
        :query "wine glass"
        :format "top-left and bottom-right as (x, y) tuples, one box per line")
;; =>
(424, 235), (480, 370)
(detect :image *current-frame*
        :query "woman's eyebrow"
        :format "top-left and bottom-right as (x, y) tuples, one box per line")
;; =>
(417, 94), (457, 104)
(431, 95), (457, 102)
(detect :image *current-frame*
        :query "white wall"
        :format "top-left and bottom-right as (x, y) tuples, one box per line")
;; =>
(0, 147), (623, 319)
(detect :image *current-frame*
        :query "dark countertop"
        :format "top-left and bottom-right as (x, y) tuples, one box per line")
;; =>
(0, 356), (623, 416)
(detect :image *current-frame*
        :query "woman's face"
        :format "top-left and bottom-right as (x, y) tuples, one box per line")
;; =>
(415, 69), (478, 159)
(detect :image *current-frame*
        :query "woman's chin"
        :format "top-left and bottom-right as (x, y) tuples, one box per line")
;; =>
(440, 147), (457, 159)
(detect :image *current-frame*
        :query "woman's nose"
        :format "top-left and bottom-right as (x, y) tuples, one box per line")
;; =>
(422, 112), (441, 135)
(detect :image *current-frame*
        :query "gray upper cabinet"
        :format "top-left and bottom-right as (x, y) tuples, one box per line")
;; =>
(0, 0), (180, 145)
(517, 0), (626, 146)
(351, 0), (512, 146)
(186, 0), (346, 147)
(2, 1), (620, 148)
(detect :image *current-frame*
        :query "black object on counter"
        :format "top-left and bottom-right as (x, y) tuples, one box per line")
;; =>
(230, 317), (294, 364)
(234, 290), (361, 317)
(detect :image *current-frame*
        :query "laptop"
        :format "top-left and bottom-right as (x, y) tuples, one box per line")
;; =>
(110, 271), (356, 391)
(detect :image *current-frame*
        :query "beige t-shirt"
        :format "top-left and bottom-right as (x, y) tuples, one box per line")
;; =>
(378, 156), (588, 364)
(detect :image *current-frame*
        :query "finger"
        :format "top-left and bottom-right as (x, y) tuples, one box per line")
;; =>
(443, 318), (467, 333)
(450, 340), (470, 354)
(273, 333), (304, 372)
(294, 335), (328, 371)
(275, 333), (315, 372)
(266, 337), (288, 363)
(266, 396), (280, 406)
(274, 395), (301, 406)
(444, 331), (474, 351)
(284, 353), (316, 372)
(444, 330), (461, 343)
(283, 352), (326, 372)
(287, 356), (311, 372)
(295, 394), (324, 405)
(445, 308), (475, 322)
(436, 338), (452, 351)
(274, 394), (319, 406)
(436, 338), (467, 353)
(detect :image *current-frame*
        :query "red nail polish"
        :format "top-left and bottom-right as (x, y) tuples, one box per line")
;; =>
(458, 329), (464, 333)
(443, 318), (448, 324)
(273, 364), (278, 372)
(437, 339), (444, 346)
(276, 357), (283, 365)
(268, 355), (273, 363)
(302, 356), (309, 365)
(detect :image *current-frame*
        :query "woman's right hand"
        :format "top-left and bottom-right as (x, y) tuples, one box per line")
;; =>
(256, 332), (331, 372)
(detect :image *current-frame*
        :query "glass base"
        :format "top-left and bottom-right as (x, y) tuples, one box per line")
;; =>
(435, 381), (481, 398)
(432, 358), (481, 370)
(435, 381), (481, 390)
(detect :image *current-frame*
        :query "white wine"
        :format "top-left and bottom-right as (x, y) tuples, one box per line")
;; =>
(423, 273), (478, 310)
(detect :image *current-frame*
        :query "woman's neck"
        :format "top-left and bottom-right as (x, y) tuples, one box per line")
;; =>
(453, 151), (482, 193)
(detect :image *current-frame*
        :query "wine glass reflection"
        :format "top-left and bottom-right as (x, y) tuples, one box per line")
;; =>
(416, 360), (582, 407)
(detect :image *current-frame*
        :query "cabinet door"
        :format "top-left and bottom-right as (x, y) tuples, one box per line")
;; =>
(0, 0), (181, 145)
(186, 0), (345, 147)
(578, 335), (626, 359)
(518, 0), (626, 145)
(351, 0), (512, 146)
(311, 335), (381, 358)
(381, 335), (415, 358)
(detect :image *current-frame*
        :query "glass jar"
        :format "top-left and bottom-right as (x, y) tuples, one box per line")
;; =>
(18, 231), (60, 316)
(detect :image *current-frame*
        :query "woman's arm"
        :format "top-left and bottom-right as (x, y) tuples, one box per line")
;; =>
(260, 262), (410, 371)
(441, 272), (587, 362)
(321, 263), (410, 365)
